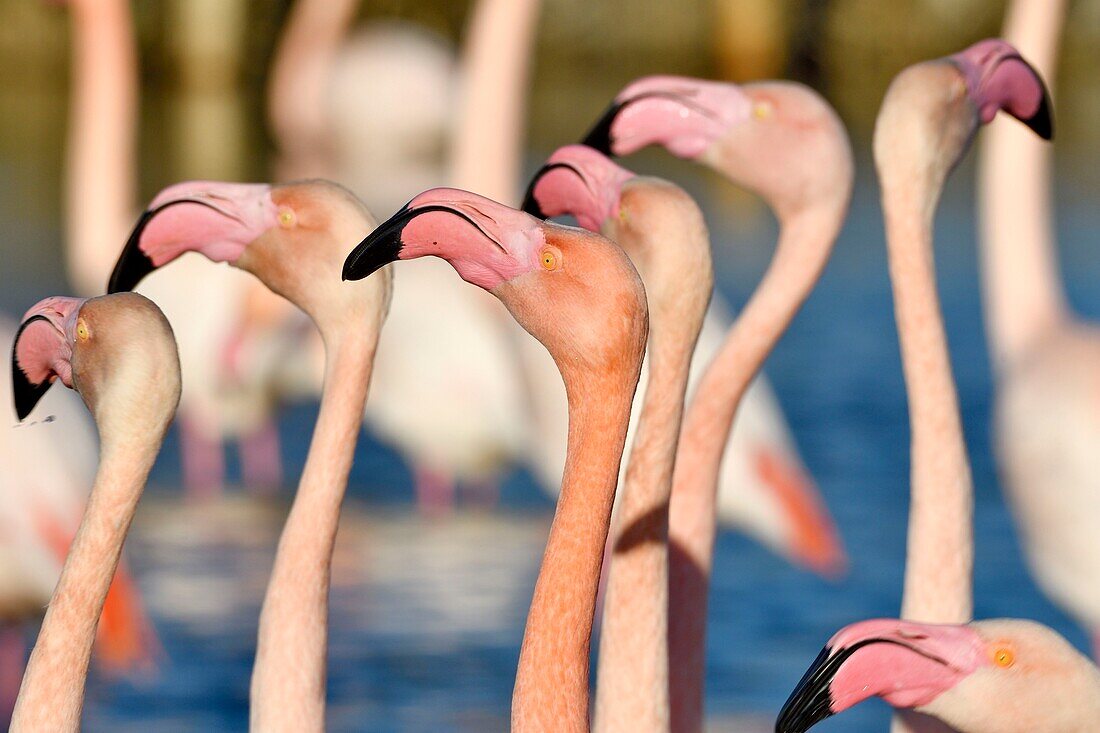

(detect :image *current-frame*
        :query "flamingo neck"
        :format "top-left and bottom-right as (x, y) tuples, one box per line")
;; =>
(249, 326), (378, 732)
(65, 0), (138, 296)
(10, 437), (157, 732)
(882, 175), (973, 624)
(666, 205), (841, 733)
(977, 0), (1068, 371)
(450, 0), (542, 202)
(594, 306), (698, 732)
(511, 370), (636, 732)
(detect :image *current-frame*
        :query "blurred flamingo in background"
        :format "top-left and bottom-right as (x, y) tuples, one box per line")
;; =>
(344, 188), (647, 732)
(57, 0), (284, 498)
(774, 38), (1100, 733)
(266, 0), (540, 512)
(582, 75), (852, 731)
(8, 293), (180, 732)
(525, 144), (713, 730)
(107, 179), (390, 731)
(977, 0), (1100, 661)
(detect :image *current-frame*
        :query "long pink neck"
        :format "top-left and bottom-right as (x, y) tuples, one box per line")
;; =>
(667, 209), (840, 733)
(267, 0), (358, 180)
(883, 177), (974, 624)
(65, 0), (138, 296)
(511, 372), (636, 732)
(249, 328), (378, 732)
(594, 306), (696, 732)
(977, 0), (1068, 370)
(450, 0), (541, 203)
(9, 439), (156, 732)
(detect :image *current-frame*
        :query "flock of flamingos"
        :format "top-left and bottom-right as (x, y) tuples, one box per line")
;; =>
(5, 0), (1100, 730)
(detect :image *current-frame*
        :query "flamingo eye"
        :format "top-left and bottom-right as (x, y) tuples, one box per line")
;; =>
(541, 250), (558, 271)
(76, 319), (90, 342)
(278, 208), (296, 228)
(993, 648), (1015, 668)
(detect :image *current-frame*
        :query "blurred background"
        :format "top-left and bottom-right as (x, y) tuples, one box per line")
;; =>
(2, 0), (1100, 730)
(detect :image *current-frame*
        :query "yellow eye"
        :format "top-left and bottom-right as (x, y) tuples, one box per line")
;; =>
(76, 319), (89, 342)
(993, 648), (1015, 668)
(541, 250), (557, 270)
(279, 208), (296, 228)
(753, 101), (773, 120)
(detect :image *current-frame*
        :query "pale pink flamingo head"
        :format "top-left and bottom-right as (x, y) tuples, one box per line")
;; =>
(108, 179), (388, 329)
(521, 144), (635, 231)
(874, 39), (1052, 184)
(582, 76), (853, 222)
(12, 293), (180, 430)
(582, 75), (753, 160)
(343, 187), (648, 378)
(776, 618), (1100, 732)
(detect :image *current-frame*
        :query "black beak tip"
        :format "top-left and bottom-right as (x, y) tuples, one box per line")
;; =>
(520, 177), (548, 220)
(107, 209), (159, 293)
(580, 100), (623, 156)
(774, 645), (837, 733)
(342, 231), (403, 282)
(1026, 87), (1053, 141)
(10, 318), (52, 421)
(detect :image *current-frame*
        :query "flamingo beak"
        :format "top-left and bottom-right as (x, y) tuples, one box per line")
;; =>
(520, 162), (587, 219)
(11, 297), (85, 420)
(581, 99), (625, 155)
(342, 203), (413, 281)
(949, 40), (1054, 140)
(11, 315), (58, 420)
(107, 206), (164, 293)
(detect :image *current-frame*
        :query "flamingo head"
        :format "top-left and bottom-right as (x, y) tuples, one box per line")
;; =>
(343, 187), (648, 377)
(581, 75), (753, 159)
(874, 39), (1052, 185)
(776, 618), (1100, 732)
(12, 293), (179, 431)
(522, 144), (635, 231)
(108, 180), (388, 328)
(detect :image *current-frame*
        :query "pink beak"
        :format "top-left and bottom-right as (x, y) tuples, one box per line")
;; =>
(950, 38), (1053, 139)
(776, 619), (987, 732)
(11, 296), (87, 420)
(107, 181), (278, 293)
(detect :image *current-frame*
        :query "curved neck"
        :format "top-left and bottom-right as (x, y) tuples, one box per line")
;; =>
(882, 171), (973, 623)
(249, 326), (378, 732)
(450, 0), (542, 203)
(667, 205), (841, 733)
(10, 434), (159, 732)
(267, 0), (358, 180)
(977, 0), (1068, 370)
(594, 315), (697, 732)
(511, 369), (636, 732)
(65, 0), (138, 296)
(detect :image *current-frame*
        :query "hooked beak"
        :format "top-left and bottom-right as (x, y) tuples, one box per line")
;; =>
(950, 40), (1054, 140)
(10, 297), (85, 420)
(520, 162), (587, 219)
(342, 203), (413, 281)
(11, 315), (58, 420)
(580, 99), (625, 155)
(107, 198), (241, 293)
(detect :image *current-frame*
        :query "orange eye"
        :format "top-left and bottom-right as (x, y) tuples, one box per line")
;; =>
(76, 319), (90, 342)
(993, 648), (1014, 668)
(541, 250), (558, 270)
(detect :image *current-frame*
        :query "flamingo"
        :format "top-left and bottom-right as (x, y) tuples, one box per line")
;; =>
(106, 179), (390, 731)
(580, 74), (853, 731)
(524, 144), (713, 730)
(8, 292), (180, 732)
(977, 0), (1100, 661)
(55, 0), (285, 497)
(266, 0), (538, 511)
(344, 187), (648, 732)
(771, 39), (1100, 733)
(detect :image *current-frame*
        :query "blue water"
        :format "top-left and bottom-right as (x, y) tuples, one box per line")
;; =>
(14, 159), (1100, 731)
